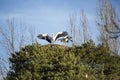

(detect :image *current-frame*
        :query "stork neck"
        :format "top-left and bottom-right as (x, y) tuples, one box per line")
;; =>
(52, 33), (54, 37)
(52, 33), (55, 41)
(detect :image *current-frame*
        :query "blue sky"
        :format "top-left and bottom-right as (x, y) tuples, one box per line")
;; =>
(0, 0), (99, 45)
(0, 0), (119, 45)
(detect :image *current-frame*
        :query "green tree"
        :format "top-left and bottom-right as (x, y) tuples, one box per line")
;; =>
(5, 41), (120, 80)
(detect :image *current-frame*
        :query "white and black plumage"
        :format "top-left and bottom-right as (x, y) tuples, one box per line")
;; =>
(58, 35), (73, 43)
(37, 34), (52, 43)
(37, 31), (68, 43)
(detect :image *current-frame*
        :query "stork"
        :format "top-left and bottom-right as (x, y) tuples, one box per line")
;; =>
(58, 35), (73, 43)
(37, 31), (68, 43)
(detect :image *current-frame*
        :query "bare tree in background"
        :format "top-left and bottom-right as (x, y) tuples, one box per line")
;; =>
(28, 26), (36, 44)
(68, 11), (89, 46)
(80, 10), (89, 43)
(0, 18), (35, 79)
(0, 19), (15, 55)
(0, 19), (28, 54)
(0, 19), (37, 54)
(69, 14), (82, 45)
(97, 0), (120, 54)
(16, 22), (27, 50)
(69, 14), (76, 45)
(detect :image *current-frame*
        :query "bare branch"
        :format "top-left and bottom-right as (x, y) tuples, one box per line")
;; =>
(80, 10), (89, 43)
(96, 0), (120, 54)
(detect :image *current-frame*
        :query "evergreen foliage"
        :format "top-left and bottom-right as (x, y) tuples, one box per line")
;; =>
(5, 40), (120, 80)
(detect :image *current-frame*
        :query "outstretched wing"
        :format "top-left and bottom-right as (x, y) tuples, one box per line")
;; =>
(37, 34), (52, 43)
(58, 35), (73, 42)
(65, 36), (73, 42)
(54, 31), (68, 41)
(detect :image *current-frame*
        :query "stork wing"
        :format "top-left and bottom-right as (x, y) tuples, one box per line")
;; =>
(46, 35), (52, 43)
(58, 35), (73, 43)
(54, 31), (68, 41)
(37, 34), (52, 43)
(37, 34), (47, 39)
(66, 36), (73, 42)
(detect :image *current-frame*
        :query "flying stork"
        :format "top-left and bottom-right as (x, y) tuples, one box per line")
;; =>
(58, 35), (73, 44)
(37, 31), (68, 43)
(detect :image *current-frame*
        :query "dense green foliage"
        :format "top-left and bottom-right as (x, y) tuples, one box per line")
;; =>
(5, 40), (120, 80)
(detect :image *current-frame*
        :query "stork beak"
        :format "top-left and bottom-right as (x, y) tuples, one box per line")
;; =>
(37, 35), (39, 37)
(37, 35), (40, 38)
